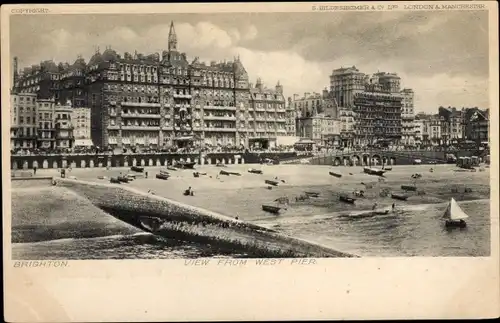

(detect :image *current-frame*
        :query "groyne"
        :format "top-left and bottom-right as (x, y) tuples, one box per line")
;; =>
(54, 178), (356, 258)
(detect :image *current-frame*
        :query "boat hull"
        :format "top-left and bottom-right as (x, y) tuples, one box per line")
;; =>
(305, 192), (320, 198)
(130, 166), (144, 173)
(363, 168), (386, 176)
(391, 194), (408, 201)
(156, 174), (170, 180)
(329, 172), (342, 178)
(339, 196), (356, 204)
(445, 220), (467, 228)
(262, 205), (281, 214)
(175, 162), (196, 169)
(265, 180), (279, 186)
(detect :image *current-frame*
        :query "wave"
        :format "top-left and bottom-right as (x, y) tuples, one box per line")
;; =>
(13, 232), (154, 246)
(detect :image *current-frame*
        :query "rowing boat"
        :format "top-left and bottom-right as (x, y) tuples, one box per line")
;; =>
(329, 171), (342, 178)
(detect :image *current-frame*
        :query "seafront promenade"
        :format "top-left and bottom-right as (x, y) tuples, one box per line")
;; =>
(10, 148), (481, 171)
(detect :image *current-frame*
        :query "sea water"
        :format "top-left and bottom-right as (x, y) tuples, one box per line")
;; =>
(11, 165), (491, 259)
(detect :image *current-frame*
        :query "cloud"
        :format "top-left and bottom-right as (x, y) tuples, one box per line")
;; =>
(11, 12), (490, 112)
(243, 25), (258, 40)
(234, 47), (327, 96)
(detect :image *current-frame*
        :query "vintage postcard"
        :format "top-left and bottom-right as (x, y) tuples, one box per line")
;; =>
(2, 1), (499, 321)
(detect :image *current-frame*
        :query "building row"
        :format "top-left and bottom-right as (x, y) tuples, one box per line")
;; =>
(414, 107), (489, 146)
(290, 65), (488, 148)
(11, 22), (288, 151)
(10, 93), (91, 152)
(291, 66), (414, 147)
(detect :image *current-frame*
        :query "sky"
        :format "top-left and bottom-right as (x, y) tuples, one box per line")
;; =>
(10, 11), (489, 113)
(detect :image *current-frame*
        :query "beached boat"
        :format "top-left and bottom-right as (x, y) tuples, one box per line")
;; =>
(383, 167), (392, 171)
(265, 179), (279, 186)
(363, 167), (386, 176)
(219, 170), (231, 176)
(329, 171), (342, 178)
(443, 198), (468, 228)
(156, 173), (170, 180)
(130, 166), (144, 172)
(391, 193), (408, 201)
(117, 176), (130, 183)
(350, 209), (390, 218)
(339, 194), (356, 204)
(109, 177), (121, 184)
(262, 204), (281, 214)
(374, 209), (390, 215)
(166, 166), (177, 171)
(305, 191), (320, 198)
(175, 161), (196, 169)
(248, 168), (263, 174)
(401, 185), (417, 191)
(263, 158), (277, 165)
(228, 171), (242, 176)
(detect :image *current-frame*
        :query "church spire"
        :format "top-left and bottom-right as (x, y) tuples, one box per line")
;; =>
(168, 21), (178, 52)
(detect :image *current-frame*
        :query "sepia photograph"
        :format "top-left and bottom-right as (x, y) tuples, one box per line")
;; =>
(3, 2), (499, 322)
(7, 5), (493, 261)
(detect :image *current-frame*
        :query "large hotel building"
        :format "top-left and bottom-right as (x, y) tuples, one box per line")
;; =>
(12, 22), (286, 150)
(329, 66), (408, 147)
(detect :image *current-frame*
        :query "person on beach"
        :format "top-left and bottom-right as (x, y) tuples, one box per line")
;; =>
(392, 203), (395, 211)
(33, 166), (37, 175)
(145, 171), (148, 178)
(372, 202), (378, 210)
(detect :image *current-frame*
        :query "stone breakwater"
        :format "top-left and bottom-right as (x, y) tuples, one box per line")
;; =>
(55, 178), (356, 258)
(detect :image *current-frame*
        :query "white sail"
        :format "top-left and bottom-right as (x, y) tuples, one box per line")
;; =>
(443, 198), (469, 221)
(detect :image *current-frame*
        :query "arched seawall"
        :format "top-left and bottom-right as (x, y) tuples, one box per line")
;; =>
(54, 178), (356, 258)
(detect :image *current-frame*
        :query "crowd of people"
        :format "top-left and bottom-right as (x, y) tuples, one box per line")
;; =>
(11, 141), (485, 157)
(11, 143), (298, 156)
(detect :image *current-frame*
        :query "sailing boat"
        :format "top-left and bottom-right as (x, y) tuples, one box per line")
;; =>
(442, 198), (468, 228)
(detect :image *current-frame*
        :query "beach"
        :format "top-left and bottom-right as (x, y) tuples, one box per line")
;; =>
(12, 163), (491, 258)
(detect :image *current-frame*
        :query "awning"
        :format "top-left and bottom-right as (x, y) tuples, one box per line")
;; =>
(295, 140), (315, 145)
(74, 139), (93, 147)
(174, 136), (193, 141)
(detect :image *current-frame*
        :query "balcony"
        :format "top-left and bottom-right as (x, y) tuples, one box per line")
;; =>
(107, 125), (120, 130)
(203, 115), (236, 121)
(56, 134), (75, 139)
(203, 105), (237, 111)
(255, 107), (266, 112)
(203, 127), (237, 132)
(121, 125), (160, 131)
(121, 101), (161, 108)
(109, 101), (117, 106)
(38, 136), (56, 141)
(121, 113), (161, 119)
(173, 93), (192, 99)
(162, 125), (174, 131)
